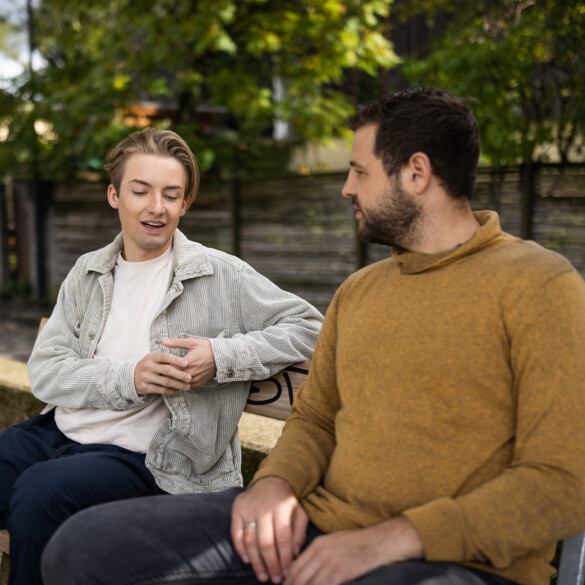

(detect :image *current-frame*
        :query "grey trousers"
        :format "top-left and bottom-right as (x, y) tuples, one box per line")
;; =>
(41, 487), (517, 585)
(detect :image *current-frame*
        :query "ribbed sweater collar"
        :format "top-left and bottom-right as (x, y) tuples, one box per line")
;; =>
(391, 210), (503, 275)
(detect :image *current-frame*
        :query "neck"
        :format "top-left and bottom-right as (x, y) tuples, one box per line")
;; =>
(407, 200), (480, 254)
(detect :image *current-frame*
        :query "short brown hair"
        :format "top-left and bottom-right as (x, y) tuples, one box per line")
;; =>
(104, 128), (200, 208)
(347, 87), (480, 200)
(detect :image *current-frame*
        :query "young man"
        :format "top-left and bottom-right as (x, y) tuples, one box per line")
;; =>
(0, 128), (323, 585)
(42, 88), (585, 585)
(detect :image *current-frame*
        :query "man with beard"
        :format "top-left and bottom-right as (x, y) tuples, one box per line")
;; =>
(42, 87), (585, 585)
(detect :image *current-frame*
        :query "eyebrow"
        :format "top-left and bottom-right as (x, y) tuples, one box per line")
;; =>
(128, 179), (184, 191)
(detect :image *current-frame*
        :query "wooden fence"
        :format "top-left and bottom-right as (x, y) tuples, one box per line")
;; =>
(4, 163), (585, 314)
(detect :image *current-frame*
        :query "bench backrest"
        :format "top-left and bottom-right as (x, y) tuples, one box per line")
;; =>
(557, 531), (585, 585)
(246, 362), (309, 420)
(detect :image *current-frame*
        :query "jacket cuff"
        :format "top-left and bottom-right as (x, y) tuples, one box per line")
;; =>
(209, 337), (247, 383)
(116, 358), (147, 408)
(403, 497), (466, 562)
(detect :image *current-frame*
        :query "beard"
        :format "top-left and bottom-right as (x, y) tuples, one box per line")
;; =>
(353, 178), (424, 249)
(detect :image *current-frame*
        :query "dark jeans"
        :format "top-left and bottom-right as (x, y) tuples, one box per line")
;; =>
(0, 410), (164, 585)
(42, 487), (517, 585)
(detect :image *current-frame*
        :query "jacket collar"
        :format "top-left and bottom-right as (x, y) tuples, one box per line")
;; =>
(85, 229), (215, 280)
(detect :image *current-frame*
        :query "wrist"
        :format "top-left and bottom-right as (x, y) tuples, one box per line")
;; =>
(375, 515), (424, 563)
(249, 475), (294, 493)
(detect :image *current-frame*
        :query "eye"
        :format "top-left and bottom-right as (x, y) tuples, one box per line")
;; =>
(132, 191), (147, 195)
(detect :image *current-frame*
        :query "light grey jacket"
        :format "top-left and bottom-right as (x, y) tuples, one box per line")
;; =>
(27, 230), (323, 494)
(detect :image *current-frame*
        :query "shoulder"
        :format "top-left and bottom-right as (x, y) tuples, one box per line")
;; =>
(490, 235), (578, 285)
(343, 256), (394, 287)
(173, 231), (257, 278)
(333, 257), (395, 306)
(485, 236), (585, 319)
(66, 234), (123, 280)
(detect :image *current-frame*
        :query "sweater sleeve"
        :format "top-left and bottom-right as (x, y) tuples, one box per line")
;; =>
(251, 287), (342, 498)
(404, 270), (585, 568)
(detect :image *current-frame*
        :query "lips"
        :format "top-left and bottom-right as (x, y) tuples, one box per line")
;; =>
(141, 221), (166, 231)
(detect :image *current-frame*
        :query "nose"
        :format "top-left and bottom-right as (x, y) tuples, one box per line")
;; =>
(341, 170), (355, 199)
(147, 193), (165, 214)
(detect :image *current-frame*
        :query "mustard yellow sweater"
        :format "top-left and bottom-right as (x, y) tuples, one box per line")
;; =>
(254, 211), (585, 585)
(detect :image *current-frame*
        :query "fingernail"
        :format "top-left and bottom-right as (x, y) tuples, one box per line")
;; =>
(180, 360), (188, 367)
(271, 575), (282, 584)
(258, 573), (268, 582)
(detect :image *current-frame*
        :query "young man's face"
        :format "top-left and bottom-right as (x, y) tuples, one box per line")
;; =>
(342, 123), (423, 249)
(107, 154), (189, 262)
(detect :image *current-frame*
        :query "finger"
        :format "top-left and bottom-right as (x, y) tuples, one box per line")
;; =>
(284, 546), (320, 585)
(138, 382), (181, 396)
(230, 515), (248, 563)
(244, 521), (271, 583)
(162, 337), (198, 350)
(157, 353), (189, 369)
(273, 511), (296, 572)
(291, 508), (309, 558)
(157, 364), (192, 385)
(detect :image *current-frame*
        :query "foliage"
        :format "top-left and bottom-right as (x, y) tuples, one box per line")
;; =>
(0, 0), (399, 179)
(398, 0), (585, 165)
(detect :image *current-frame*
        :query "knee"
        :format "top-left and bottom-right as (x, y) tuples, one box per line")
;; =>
(8, 463), (71, 531)
(41, 506), (114, 585)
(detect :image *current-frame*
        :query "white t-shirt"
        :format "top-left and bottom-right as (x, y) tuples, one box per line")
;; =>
(55, 246), (174, 453)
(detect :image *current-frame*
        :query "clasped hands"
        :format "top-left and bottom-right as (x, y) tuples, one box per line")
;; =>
(231, 477), (424, 585)
(134, 337), (217, 395)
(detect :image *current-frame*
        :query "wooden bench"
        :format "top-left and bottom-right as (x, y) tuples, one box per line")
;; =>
(0, 317), (310, 584)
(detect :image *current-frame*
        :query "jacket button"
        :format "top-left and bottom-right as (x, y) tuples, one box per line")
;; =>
(227, 369), (235, 378)
(89, 332), (95, 340)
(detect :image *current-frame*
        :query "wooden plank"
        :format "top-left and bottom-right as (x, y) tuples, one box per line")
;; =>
(245, 361), (310, 420)
(0, 530), (9, 555)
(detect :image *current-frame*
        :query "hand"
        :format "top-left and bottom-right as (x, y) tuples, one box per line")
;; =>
(134, 352), (192, 395)
(231, 476), (309, 584)
(162, 338), (217, 387)
(283, 516), (424, 585)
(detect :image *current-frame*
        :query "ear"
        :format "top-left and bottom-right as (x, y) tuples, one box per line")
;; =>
(107, 185), (119, 210)
(180, 196), (189, 217)
(403, 152), (432, 195)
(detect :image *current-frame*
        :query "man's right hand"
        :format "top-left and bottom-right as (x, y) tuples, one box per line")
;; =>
(134, 352), (192, 395)
(231, 476), (309, 584)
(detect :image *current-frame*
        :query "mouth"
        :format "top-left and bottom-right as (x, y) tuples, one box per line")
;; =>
(141, 221), (166, 231)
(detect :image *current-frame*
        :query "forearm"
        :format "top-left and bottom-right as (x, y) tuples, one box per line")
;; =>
(29, 346), (144, 410)
(209, 265), (323, 383)
(253, 408), (336, 498)
(209, 321), (320, 383)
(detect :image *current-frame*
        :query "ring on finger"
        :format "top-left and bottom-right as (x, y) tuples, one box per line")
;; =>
(244, 521), (257, 528)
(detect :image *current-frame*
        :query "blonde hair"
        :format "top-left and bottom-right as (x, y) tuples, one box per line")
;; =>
(104, 128), (199, 208)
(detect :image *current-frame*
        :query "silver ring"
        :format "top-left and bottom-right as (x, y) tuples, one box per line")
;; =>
(244, 521), (257, 528)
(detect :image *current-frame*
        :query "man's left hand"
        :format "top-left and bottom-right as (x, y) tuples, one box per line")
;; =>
(283, 516), (424, 585)
(162, 338), (217, 387)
